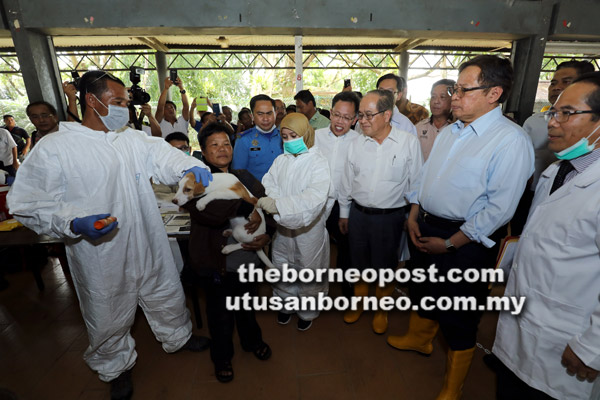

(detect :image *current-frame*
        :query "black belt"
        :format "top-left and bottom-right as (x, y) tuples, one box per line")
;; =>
(354, 203), (405, 215)
(418, 207), (464, 229)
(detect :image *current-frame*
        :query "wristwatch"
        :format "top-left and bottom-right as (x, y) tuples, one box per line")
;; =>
(180, 89), (186, 94)
(445, 238), (456, 253)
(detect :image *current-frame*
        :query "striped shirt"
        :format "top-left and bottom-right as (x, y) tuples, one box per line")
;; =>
(564, 148), (600, 184)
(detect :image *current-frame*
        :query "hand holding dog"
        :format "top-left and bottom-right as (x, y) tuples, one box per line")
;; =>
(184, 166), (213, 187)
(72, 213), (118, 240)
(244, 209), (262, 234)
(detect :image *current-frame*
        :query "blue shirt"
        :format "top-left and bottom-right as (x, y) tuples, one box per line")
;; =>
(232, 126), (282, 181)
(408, 106), (534, 247)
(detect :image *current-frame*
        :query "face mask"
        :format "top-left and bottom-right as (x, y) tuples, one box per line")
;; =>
(554, 124), (600, 160)
(283, 137), (308, 155)
(256, 124), (275, 134)
(91, 94), (129, 131)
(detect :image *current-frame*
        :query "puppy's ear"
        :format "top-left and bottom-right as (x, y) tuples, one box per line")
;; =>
(189, 172), (206, 196)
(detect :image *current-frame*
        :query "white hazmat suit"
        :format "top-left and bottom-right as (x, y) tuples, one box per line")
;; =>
(261, 147), (333, 321)
(7, 122), (208, 381)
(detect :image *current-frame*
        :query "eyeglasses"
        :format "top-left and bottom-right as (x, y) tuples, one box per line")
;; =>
(175, 145), (191, 152)
(447, 85), (494, 97)
(29, 113), (53, 120)
(331, 111), (356, 122)
(544, 109), (597, 123)
(357, 111), (385, 121)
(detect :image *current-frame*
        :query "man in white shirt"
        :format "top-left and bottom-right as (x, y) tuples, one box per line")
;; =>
(0, 127), (18, 178)
(315, 91), (360, 299)
(155, 76), (190, 137)
(338, 89), (422, 334)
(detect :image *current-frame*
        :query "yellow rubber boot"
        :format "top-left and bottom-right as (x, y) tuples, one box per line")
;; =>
(343, 281), (369, 324)
(372, 283), (395, 334)
(435, 347), (475, 400)
(386, 311), (439, 355)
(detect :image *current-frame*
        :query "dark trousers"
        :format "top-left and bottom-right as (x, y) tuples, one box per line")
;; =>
(204, 272), (264, 363)
(496, 359), (557, 400)
(348, 203), (405, 272)
(0, 163), (16, 177)
(326, 201), (353, 298)
(408, 216), (503, 350)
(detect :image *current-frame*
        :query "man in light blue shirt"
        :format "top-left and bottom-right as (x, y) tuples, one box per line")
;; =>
(387, 55), (534, 399)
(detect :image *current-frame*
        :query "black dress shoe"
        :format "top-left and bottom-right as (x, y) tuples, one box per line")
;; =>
(110, 369), (133, 400)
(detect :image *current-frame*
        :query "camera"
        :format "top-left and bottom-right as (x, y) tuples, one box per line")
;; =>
(69, 71), (81, 91)
(129, 66), (151, 105)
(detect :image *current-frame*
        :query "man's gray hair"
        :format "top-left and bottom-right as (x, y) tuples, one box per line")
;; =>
(367, 89), (395, 112)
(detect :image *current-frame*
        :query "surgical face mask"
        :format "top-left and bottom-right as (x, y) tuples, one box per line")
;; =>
(92, 94), (129, 131)
(554, 123), (600, 160)
(283, 137), (308, 155)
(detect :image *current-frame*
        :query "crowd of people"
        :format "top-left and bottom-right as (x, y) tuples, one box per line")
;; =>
(3, 54), (600, 400)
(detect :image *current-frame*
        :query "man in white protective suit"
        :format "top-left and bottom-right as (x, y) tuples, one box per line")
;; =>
(493, 72), (600, 400)
(7, 71), (213, 400)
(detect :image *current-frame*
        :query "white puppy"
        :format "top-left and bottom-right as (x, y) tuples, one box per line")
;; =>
(172, 172), (274, 269)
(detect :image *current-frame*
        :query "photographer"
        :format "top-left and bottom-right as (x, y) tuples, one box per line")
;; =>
(62, 81), (81, 122)
(155, 76), (190, 137)
(128, 67), (161, 137)
(128, 103), (162, 137)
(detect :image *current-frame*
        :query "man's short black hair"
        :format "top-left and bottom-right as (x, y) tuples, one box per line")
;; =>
(557, 60), (595, 77)
(3, 114), (13, 120)
(198, 122), (234, 150)
(376, 73), (404, 92)
(250, 94), (275, 112)
(458, 55), (513, 103)
(573, 72), (600, 121)
(165, 100), (177, 110)
(238, 108), (251, 120)
(200, 112), (214, 124)
(331, 91), (360, 114)
(293, 90), (316, 107)
(79, 70), (125, 115)
(26, 101), (58, 117)
(164, 131), (189, 145)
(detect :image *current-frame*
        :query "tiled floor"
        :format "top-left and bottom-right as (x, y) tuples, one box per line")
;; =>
(0, 258), (500, 400)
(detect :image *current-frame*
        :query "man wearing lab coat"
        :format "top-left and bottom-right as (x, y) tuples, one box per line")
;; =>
(493, 72), (600, 400)
(7, 71), (212, 400)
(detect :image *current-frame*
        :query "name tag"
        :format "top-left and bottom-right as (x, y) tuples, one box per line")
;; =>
(250, 147), (261, 151)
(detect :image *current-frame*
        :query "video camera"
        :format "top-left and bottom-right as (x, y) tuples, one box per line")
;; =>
(129, 66), (151, 105)
(69, 71), (81, 91)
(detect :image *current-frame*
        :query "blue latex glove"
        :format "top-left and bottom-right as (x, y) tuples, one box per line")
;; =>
(72, 213), (118, 240)
(184, 166), (213, 187)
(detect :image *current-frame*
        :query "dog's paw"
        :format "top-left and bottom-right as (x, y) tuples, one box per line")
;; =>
(196, 201), (207, 211)
(222, 229), (233, 238)
(222, 245), (234, 255)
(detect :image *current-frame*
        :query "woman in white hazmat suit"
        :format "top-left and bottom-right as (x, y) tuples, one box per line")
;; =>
(257, 112), (333, 331)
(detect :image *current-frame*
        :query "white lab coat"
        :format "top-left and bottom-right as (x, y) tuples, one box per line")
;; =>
(261, 147), (333, 321)
(493, 159), (600, 400)
(7, 122), (208, 382)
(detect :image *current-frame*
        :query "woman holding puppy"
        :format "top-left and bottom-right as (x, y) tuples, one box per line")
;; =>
(258, 113), (333, 331)
(183, 122), (275, 383)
